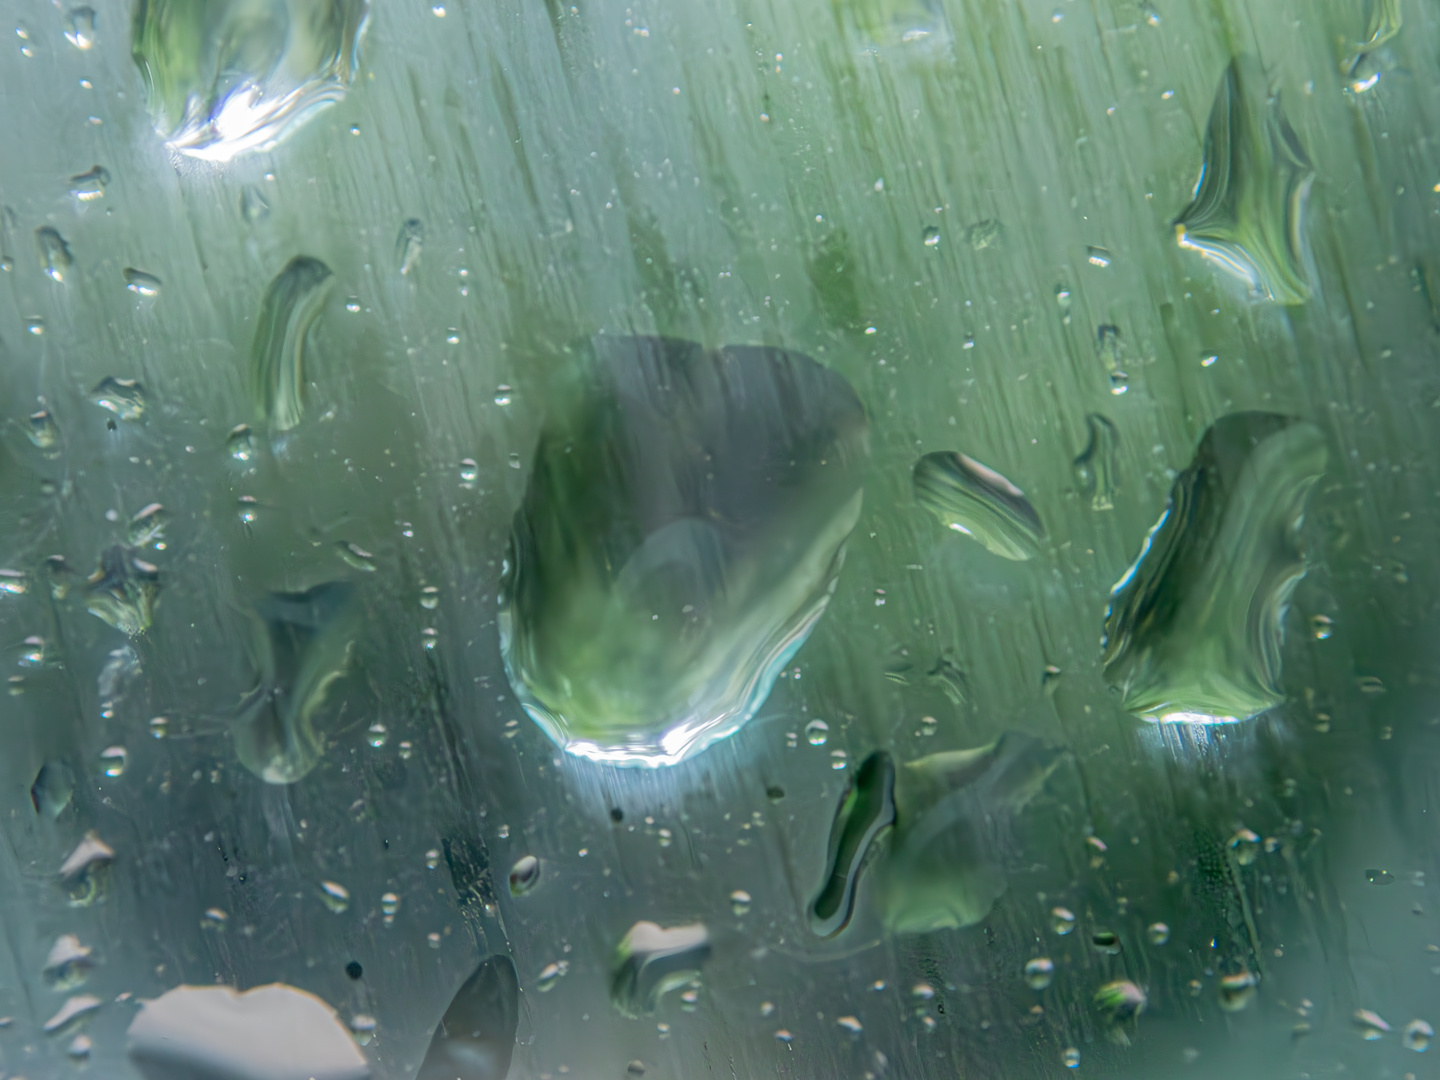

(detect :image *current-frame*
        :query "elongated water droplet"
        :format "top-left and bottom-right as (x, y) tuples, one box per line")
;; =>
(396, 218), (424, 275)
(69, 164), (108, 200)
(335, 541), (375, 572)
(37, 226), (72, 282)
(416, 955), (518, 1080)
(1072, 413), (1118, 510)
(1174, 57), (1315, 304)
(809, 750), (896, 937)
(250, 256), (333, 431)
(610, 922), (710, 1018)
(44, 995), (101, 1035)
(124, 268), (162, 297)
(914, 451), (1046, 560)
(1102, 413), (1326, 723)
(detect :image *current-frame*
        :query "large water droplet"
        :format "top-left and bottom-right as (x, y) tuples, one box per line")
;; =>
(1102, 413), (1327, 723)
(500, 335), (868, 766)
(85, 547), (160, 636)
(805, 719), (830, 746)
(127, 503), (166, 547)
(610, 922), (710, 1018)
(1173, 57), (1315, 304)
(250, 256), (333, 432)
(913, 451), (1046, 560)
(31, 760), (76, 818)
(416, 955), (518, 1080)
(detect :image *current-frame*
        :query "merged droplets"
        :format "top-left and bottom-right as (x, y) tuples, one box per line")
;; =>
(92, 377), (147, 420)
(131, 0), (370, 161)
(913, 451), (1046, 560)
(250, 256), (334, 431)
(1102, 413), (1327, 723)
(499, 335), (868, 765)
(610, 921), (711, 1019)
(85, 546), (161, 636)
(1173, 57), (1316, 304)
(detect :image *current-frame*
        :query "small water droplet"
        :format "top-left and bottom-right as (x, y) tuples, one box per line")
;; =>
(509, 854), (540, 896)
(37, 227), (73, 282)
(99, 746), (126, 778)
(1310, 614), (1333, 639)
(1086, 245), (1111, 267)
(127, 503), (166, 547)
(226, 424), (255, 461)
(398, 740), (412, 759)
(1357, 674), (1386, 695)
(319, 880), (350, 913)
(1404, 1018), (1433, 1052)
(1025, 957), (1054, 990)
(63, 7), (95, 49)
(459, 458), (479, 486)
(775, 1029), (793, 1043)
(349, 1013), (376, 1045)
(123, 268), (162, 297)
(344, 296), (361, 313)
(494, 384), (513, 406)
(366, 723), (388, 749)
(805, 719), (829, 746)
(380, 892), (399, 917)
(421, 627), (438, 650)
(1366, 868), (1395, 886)
(536, 960), (568, 992)
(419, 585), (440, 610)
(1147, 922), (1169, 945)
(1051, 906), (1076, 935)
(1062, 1047), (1080, 1068)
(1090, 929), (1121, 954)
(67, 1034), (93, 1059)
(59, 832), (113, 907)
(427, 931), (441, 948)
(729, 889), (752, 916)
(202, 907), (227, 929)
(149, 715), (169, 739)
(424, 848), (440, 870)
(1229, 828), (1260, 865)
(922, 225), (940, 247)
(28, 409), (59, 449)
(336, 541), (376, 572)
(1219, 970), (1257, 1011)
(1354, 1009), (1391, 1040)
(396, 218), (424, 275)
(836, 1015), (862, 1034)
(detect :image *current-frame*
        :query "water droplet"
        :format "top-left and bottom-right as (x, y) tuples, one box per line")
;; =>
(1095, 980), (1146, 1022)
(319, 880), (350, 913)
(43, 935), (93, 990)
(967, 219), (1000, 250)
(92, 376), (146, 420)
(1103, 414), (1326, 723)
(419, 585), (440, 610)
(1086, 245), (1111, 267)
(775, 1029), (793, 1043)
(1200, 352), (1219, 367)
(500, 335), (866, 765)
(1091, 929), (1121, 954)
(84, 546), (160, 636)
(1404, 1018), (1433, 1052)
(226, 424), (255, 461)
(19, 636), (45, 667)
(509, 854), (541, 896)
(202, 907), (228, 928)
(1054, 284), (1072, 324)
(366, 722), (388, 749)
(44, 994), (101, 1035)
(240, 185), (271, 224)
(729, 889), (752, 916)
(1310, 614), (1333, 639)
(425, 848), (440, 870)
(922, 225), (940, 247)
(149, 715), (169, 739)
(398, 740), (412, 759)
(1354, 1009), (1391, 1040)
(99, 746), (127, 778)
(1358, 674), (1386, 695)
(336, 541), (376, 572)
(914, 451), (1046, 560)
(1174, 58), (1315, 304)
(380, 891), (399, 917)
(1218, 970), (1257, 1011)
(349, 1013), (377, 1046)
(830, 749), (848, 769)
(59, 832), (113, 907)
(836, 1015), (862, 1034)
(37, 227), (73, 282)
(1366, 868), (1394, 885)
(127, 503), (166, 547)
(1227, 827), (1261, 865)
(427, 932), (442, 948)
(124, 267), (162, 297)
(1147, 921), (1170, 945)
(62, 7), (95, 49)
(1051, 907), (1076, 935)
(1025, 958), (1054, 990)
(421, 626), (439, 650)
(344, 296), (361, 313)
(396, 218), (424, 275)
(494, 384), (513, 406)
(805, 719), (830, 746)
(610, 922), (710, 1018)
(69, 164), (108, 200)
(1072, 413), (1118, 511)
(251, 256), (333, 431)
(459, 458), (479, 486)
(536, 960), (569, 993)
(1062, 1047), (1080, 1068)
(28, 409), (59, 449)
(0, 568), (27, 597)
(68, 1033), (92, 1060)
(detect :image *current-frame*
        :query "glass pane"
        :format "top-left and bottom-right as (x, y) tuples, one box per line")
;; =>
(1, 0), (1436, 1076)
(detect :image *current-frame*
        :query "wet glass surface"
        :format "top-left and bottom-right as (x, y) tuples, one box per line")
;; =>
(2, 0), (1439, 1076)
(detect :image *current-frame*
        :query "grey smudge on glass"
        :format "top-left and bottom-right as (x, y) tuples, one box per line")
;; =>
(250, 256), (333, 432)
(913, 451), (1045, 560)
(128, 983), (370, 1080)
(396, 218), (424, 275)
(610, 921), (711, 1019)
(811, 732), (1064, 936)
(231, 582), (358, 783)
(91, 376), (147, 420)
(131, 0), (370, 161)
(69, 164), (108, 201)
(1073, 413), (1118, 510)
(31, 760), (76, 819)
(36, 226), (73, 282)
(1173, 58), (1315, 305)
(416, 954), (519, 1080)
(1102, 412), (1327, 723)
(500, 334), (868, 765)
(85, 546), (160, 636)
